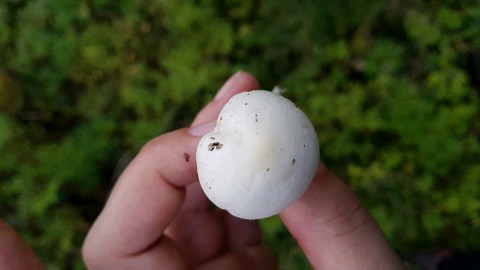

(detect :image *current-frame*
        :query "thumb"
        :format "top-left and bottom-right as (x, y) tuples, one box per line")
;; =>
(280, 165), (404, 270)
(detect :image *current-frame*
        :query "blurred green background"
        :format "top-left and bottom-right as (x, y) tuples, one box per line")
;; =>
(1, 0), (479, 269)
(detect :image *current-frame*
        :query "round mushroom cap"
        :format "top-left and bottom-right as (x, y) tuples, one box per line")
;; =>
(196, 90), (320, 219)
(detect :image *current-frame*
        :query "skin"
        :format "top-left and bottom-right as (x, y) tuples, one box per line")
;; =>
(0, 72), (405, 269)
(0, 220), (45, 270)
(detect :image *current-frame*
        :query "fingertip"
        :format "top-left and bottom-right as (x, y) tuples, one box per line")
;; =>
(192, 71), (260, 126)
(189, 120), (216, 137)
(214, 71), (260, 101)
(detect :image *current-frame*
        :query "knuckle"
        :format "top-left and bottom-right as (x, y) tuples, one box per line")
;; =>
(323, 195), (370, 237)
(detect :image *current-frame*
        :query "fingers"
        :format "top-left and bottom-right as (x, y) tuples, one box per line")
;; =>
(114, 236), (187, 270)
(194, 246), (277, 270)
(280, 165), (405, 270)
(83, 127), (207, 269)
(165, 194), (225, 269)
(222, 212), (262, 250)
(163, 189), (264, 268)
(83, 71), (262, 269)
(165, 71), (262, 267)
(0, 220), (45, 270)
(183, 71), (260, 214)
(191, 71), (260, 127)
(186, 71), (260, 213)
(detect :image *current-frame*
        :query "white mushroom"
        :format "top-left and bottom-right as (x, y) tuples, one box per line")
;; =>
(196, 90), (320, 219)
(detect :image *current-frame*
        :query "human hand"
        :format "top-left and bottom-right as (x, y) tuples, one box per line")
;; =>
(82, 72), (276, 269)
(80, 71), (405, 269)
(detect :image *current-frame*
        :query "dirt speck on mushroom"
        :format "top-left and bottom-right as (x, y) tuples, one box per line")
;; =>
(208, 142), (223, 151)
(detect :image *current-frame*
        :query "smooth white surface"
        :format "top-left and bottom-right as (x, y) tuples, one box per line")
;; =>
(196, 90), (320, 219)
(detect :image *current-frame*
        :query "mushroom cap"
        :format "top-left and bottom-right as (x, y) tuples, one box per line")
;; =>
(196, 90), (320, 219)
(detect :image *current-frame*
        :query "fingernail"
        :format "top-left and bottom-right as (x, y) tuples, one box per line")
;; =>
(215, 71), (244, 100)
(189, 121), (216, 137)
